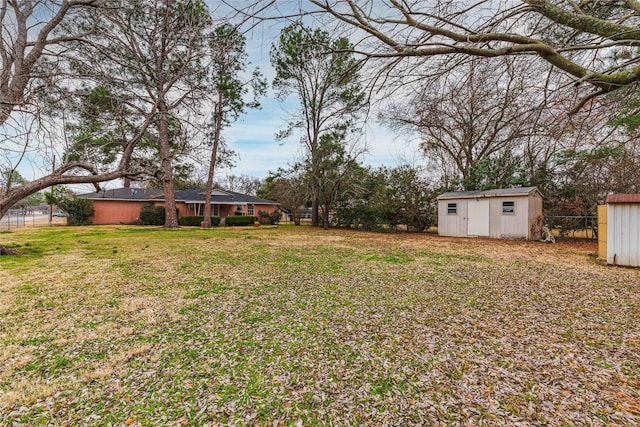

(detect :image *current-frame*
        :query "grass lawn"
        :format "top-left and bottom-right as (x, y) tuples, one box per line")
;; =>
(1, 225), (639, 426)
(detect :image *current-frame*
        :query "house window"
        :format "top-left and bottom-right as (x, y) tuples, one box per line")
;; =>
(213, 204), (219, 216)
(447, 203), (457, 215)
(236, 204), (244, 215)
(247, 204), (254, 216)
(502, 201), (515, 215)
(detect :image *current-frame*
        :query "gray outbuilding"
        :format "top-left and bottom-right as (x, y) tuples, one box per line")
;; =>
(437, 187), (544, 240)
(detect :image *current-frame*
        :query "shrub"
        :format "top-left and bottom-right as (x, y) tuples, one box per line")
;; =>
(140, 204), (165, 225)
(58, 197), (94, 225)
(335, 205), (387, 231)
(269, 210), (282, 224)
(178, 216), (221, 226)
(178, 216), (201, 226)
(225, 215), (258, 226)
(258, 210), (282, 225)
(258, 210), (270, 222)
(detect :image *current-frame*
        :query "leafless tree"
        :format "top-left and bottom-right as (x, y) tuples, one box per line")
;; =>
(220, 174), (263, 196)
(1, 0), (95, 125)
(264, 173), (308, 225)
(308, 0), (640, 113)
(383, 56), (555, 184)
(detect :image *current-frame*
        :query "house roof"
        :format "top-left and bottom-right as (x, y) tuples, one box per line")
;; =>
(80, 187), (278, 205)
(173, 189), (278, 205)
(80, 187), (165, 201)
(437, 186), (542, 200)
(605, 193), (640, 204)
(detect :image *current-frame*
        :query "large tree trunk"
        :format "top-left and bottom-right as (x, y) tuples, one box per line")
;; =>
(322, 204), (330, 230)
(310, 166), (319, 227)
(203, 100), (223, 228)
(310, 137), (320, 228)
(158, 100), (179, 228)
(202, 148), (216, 227)
(311, 197), (319, 227)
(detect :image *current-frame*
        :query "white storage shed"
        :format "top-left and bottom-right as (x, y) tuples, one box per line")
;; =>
(605, 194), (640, 267)
(437, 187), (544, 240)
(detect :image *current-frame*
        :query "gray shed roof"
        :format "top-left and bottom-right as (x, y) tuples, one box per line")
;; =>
(81, 187), (278, 205)
(437, 186), (543, 200)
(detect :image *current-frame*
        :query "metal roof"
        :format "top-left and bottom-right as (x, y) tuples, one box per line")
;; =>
(605, 193), (640, 204)
(80, 188), (278, 205)
(437, 186), (542, 200)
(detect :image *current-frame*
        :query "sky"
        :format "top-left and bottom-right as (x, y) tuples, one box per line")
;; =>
(208, 4), (421, 182)
(221, 80), (420, 180)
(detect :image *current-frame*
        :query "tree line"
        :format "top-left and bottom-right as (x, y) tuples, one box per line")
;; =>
(257, 1), (640, 228)
(1, 0), (265, 236)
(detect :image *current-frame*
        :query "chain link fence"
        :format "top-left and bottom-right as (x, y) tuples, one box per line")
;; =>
(544, 215), (597, 240)
(0, 210), (67, 231)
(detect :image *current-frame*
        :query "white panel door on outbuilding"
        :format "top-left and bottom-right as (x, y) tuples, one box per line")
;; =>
(467, 199), (490, 237)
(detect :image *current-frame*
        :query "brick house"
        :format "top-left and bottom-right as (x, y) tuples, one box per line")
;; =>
(80, 188), (279, 225)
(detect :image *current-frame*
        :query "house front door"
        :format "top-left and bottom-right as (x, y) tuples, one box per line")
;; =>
(467, 199), (490, 237)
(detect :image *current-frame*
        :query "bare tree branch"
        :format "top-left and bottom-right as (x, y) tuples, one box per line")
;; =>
(307, 0), (640, 104)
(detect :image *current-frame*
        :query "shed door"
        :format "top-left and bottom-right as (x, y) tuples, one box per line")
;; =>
(467, 199), (490, 237)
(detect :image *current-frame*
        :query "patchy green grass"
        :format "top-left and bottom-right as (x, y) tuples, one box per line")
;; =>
(1, 225), (639, 426)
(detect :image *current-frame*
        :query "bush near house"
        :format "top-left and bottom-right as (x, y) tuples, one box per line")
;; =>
(178, 216), (221, 226)
(258, 210), (282, 225)
(139, 204), (165, 225)
(58, 197), (94, 225)
(269, 210), (282, 224)
(225, 215), (258, 226)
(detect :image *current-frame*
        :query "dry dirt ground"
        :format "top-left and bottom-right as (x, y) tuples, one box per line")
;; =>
(0, 226), (639, 426)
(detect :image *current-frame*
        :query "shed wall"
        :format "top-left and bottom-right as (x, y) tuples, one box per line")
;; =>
(437, 199), (468, 237)
(491, 196), (529, 239)
(597, 205), (607, 260)
(607, 203), (640, 267)
(437, 193), (542, 240)
(528, 195), (544, 240)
